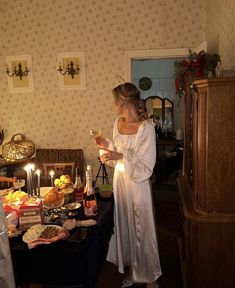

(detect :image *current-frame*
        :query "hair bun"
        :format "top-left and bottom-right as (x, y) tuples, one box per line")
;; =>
(136, 99), (148, 120)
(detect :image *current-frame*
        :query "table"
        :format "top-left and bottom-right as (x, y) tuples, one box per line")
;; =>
(156, 137), (183, 159)
(10, 197), (114, 288)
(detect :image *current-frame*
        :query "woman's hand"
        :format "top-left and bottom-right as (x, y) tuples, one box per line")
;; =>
(95, 136), (109, 149)
(100, 148), (123, 162)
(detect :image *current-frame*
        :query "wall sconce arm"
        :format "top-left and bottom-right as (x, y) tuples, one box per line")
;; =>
(58, 61), (80, 79)
(6, 63), (29, 80)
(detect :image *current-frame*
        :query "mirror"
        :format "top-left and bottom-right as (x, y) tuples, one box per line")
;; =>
(144, 96), (174, 136)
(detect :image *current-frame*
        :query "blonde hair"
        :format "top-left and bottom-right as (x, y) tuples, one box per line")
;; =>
(112, 82), (148, 120)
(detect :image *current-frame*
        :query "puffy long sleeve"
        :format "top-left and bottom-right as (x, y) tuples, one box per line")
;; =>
(122, 122), (156, 183)
(101, 139), (117, 168)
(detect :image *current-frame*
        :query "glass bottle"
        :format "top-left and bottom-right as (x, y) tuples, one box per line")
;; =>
(215, 61), (222, 78)
(74, 168), (84, 203)
(83, 165), (97, 217)
(83, 165), (91, 200)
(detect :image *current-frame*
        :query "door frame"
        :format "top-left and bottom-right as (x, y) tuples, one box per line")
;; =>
(124, 41), (207, 81)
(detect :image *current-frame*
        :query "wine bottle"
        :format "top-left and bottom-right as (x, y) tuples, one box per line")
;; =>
(84, 165), (97, 217)
(83, 165), (91, 200)
(74, 168), (84, 203)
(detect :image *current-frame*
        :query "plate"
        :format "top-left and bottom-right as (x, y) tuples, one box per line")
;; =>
(61, 187), (74, 194)
(63, 202), (81, 210)
(77, 219), (97, 227)
(22, 224), (62, 243)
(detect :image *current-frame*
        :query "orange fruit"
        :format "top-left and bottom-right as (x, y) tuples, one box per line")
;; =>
(64, 178), (71, 184)
(60, 183), (67, 189)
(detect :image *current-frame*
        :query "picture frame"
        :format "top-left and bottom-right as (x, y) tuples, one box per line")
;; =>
(57, 52), (86, 90)
(5, 55), (34, 93)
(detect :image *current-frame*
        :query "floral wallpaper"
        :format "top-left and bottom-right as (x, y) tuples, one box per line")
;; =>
(206, 0), (235, 70)
(0, 0), (205, 176)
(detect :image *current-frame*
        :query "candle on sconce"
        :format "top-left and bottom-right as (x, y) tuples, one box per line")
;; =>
(49, 170), (55, 187)
(35, 169), (41, 196)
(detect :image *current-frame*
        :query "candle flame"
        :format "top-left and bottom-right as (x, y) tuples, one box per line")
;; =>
(28, 164), (35, 171)
(24, 164), (30, 171)
(49, 170), (55, 177)
(35, 169), (41, 176)
(24, 163), (35, 171)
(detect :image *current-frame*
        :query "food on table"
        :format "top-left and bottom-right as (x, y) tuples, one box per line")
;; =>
(53, 174), (74, 204)
(7, 224), (22, 238)
(4, 190), (29, 205)
(23, 224), (45, 242)
(42, 187), (64, 208)
(54, 174), (72, 189)
(40, 226), (59, 239)
(54, 178), (61, 186)
(23, 224), (69, 248)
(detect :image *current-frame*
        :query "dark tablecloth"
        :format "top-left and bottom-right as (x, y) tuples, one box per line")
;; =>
(10, 197), (114, 288)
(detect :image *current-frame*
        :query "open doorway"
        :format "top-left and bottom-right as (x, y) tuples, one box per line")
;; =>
(131, 57), (184, 132)
(124, 42), (207, 185)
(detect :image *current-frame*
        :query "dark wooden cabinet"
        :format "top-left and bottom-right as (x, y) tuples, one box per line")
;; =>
(177, 78), (235, 288)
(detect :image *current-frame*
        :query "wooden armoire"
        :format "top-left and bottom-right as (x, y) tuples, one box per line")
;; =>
(177, 77), (235, 288)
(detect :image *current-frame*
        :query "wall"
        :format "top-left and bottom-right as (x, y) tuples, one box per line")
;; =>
(206, 0), (235, 70)
(0, 0), (205, 176)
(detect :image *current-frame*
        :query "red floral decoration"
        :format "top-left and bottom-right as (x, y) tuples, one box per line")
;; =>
(174, 50), (220, 98)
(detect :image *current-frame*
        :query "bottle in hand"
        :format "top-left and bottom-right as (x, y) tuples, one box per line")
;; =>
(83, 165), (97, 218)
(74, 168), (84, 203)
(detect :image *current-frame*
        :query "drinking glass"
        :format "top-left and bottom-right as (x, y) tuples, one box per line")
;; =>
(13, 179), (25, 191)
(89, 129), (102, 138)
(89, 129), (102, 148)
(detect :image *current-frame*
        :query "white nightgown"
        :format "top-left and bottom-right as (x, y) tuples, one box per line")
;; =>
(106, 119), (162, 283)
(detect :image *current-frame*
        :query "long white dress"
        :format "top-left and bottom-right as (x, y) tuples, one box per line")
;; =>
(106, 119), (162, 283)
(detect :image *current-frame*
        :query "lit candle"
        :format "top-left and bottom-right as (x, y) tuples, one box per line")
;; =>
(49, 170), (55, 187)
(29, 164), (35, 196)
(24, 164), (30, 195)
(35, 169), (41, 196)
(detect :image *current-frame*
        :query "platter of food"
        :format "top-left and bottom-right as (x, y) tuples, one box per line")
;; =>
(22, 224), (69, 248)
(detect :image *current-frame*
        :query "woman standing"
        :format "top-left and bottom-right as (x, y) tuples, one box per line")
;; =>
(96, 83), (161, 288)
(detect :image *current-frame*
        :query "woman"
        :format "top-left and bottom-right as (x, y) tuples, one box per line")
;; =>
(96, 83), (161, 288)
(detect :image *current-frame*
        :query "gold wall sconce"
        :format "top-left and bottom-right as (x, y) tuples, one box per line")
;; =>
(57, 52), (86, 90)
(58, 61), (80, 79)
(5, 55), (34, 93)
(6, 62), (29, 80)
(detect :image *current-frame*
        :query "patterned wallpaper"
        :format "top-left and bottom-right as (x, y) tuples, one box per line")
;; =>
(0, 0), (205, 177)
(206, 0), (235, 70)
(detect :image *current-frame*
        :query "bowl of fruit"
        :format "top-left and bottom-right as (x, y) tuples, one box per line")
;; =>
(54, 175), (75, 204)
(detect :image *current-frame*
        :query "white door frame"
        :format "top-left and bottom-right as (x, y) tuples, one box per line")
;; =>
(124, 41), (207, 81)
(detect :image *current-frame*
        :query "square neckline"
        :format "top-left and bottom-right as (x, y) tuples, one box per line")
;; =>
(116, 118), (145, 136)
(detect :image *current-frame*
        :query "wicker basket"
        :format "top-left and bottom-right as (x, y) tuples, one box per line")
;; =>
(2, 133), (35, 161)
